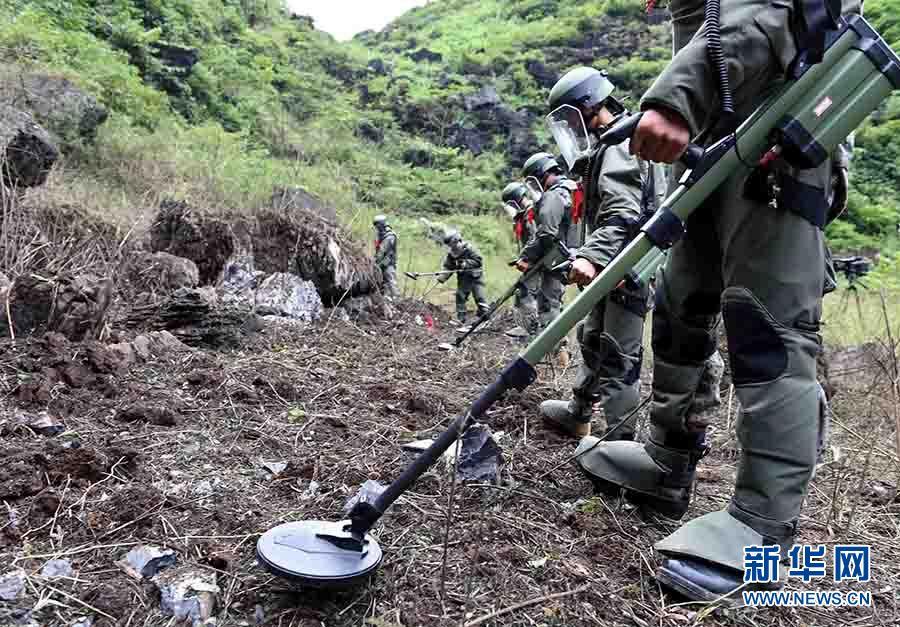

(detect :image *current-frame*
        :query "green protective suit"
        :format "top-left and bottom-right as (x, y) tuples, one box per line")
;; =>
(579, 0), (861, 581)
(443, 241), (489, 323)
(375, 227), (399, 298)
(552, 141), (660, 436)
(519, 178), (578, 328)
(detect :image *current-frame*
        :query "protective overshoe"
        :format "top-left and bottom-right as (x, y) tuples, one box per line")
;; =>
(655, 510), (787, 606)
(574, 432), (707, 520)
(540, 400), (591, 438)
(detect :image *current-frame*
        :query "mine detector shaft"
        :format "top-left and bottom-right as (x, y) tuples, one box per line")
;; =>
(256, 14), (900, 586)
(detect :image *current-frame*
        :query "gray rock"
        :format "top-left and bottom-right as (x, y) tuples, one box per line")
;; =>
(261, 461), (288, 476)
(464, 85), (502, 111)
(218, 255), (262, 308)
(456, 424), (503, 482)
(0, 569), (26, 601)
(255, 273), (322, 322)
(8, 410), (64, 436)
(0, 105), (59, 188)
(40, 559), (73, 579)
(155, 566), (219, 625)
(119, 545), (177, 579)
(130, 330), (190, 362)
(13, 75), (108, 148)
(69, 617), (92, 627)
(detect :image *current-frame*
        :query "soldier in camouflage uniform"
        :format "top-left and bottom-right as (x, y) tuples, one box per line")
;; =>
(573, 0), (861, 602)
(515, 153), (578, 330)
(540, 68), (668, 440)
(373, 215), (398, 299)
(438, 231), (489, 326)
(502, 182), (540, 339)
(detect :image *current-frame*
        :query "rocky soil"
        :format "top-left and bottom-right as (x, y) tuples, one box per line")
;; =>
(0, 297), (897, 627)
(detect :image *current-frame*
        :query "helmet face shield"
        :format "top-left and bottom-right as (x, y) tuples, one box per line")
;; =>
(524, 176), (544, 198)
(546, 104), (592, 171)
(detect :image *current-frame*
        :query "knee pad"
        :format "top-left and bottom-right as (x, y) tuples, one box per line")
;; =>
(722, 287), (788, 385)
(652, 279), (720, 366)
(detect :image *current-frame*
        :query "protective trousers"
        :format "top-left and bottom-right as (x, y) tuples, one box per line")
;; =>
(381, 266), (399, 299)
(534, 268), (564, 328)
(572, 286), (648, 436)
(456, 275), (489, 322)
(515, 279), (541, 337)
(651, 161), (826, 570)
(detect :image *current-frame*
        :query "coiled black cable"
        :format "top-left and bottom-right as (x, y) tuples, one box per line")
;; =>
(705, 0), (735, 123)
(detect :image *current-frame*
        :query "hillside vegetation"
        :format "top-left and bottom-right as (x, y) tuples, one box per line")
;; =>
(1, 0), (898, 293)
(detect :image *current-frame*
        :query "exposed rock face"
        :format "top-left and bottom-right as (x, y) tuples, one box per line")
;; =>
(4, 274), (112, 341)
(9, 75), (108, 149)
(150, 202), (376, 305)
(270, 186), (338, 222)
(408, 49), (443, 63)
(0, 105), (59, 188)
(150, 200), (241, 286)
(525, 60), (558, 89)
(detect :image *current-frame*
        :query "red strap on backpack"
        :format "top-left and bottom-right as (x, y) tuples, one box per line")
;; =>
(571, 184), (585, 224)
(514, 220), (524, 242)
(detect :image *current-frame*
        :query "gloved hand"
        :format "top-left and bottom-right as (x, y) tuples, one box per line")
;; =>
(515, 259), (530, 273)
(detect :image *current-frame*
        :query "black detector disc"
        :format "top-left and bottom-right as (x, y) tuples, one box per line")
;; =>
(257, 520), (383, 588)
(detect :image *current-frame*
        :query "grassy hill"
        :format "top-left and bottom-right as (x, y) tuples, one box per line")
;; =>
(1, 0), (899, 303)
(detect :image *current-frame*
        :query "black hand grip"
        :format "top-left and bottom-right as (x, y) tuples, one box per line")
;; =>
(599, 112), (704, 170)
(681, 144), (704, 169)
(597, 112), (643, 146)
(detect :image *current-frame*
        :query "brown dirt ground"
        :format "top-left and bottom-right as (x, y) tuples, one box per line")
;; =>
(1, 300), (898, 627)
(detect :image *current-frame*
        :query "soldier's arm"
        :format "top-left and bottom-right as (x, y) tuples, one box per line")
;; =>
(520, 191), (565, 263)
(640, 0), (792, 137)
(578, 144), (643, 269)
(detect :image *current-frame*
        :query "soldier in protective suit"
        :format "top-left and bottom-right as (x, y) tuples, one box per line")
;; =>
(373, 215), (398, 299)
(540, 67), (667, 440)
(502, 182), (540, 339)
(571, 0), (861, 603)
(515, 153), (578, 330)
(438, 231), (489, 326)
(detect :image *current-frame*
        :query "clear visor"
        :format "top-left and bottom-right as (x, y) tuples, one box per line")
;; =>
(545, 104), (591, 171)
(525, 176), (544, 197)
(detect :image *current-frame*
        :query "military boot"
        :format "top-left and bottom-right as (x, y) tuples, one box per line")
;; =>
(575, 427), (708, 518)
(540, 397), (591, 438)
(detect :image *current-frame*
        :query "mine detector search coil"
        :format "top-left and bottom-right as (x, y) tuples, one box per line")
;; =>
(256, 15), (900, 588)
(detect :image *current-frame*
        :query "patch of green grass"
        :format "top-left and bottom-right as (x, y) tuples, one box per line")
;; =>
(822, 283), (900, 347)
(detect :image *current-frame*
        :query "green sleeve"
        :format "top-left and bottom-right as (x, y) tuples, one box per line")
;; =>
(578, 144), (643, 269)
(521, 189), (566, 263)
(640, 0), (791, 137)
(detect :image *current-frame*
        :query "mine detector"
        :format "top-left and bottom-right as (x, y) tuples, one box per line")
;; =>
(256, 15), (900, 588)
